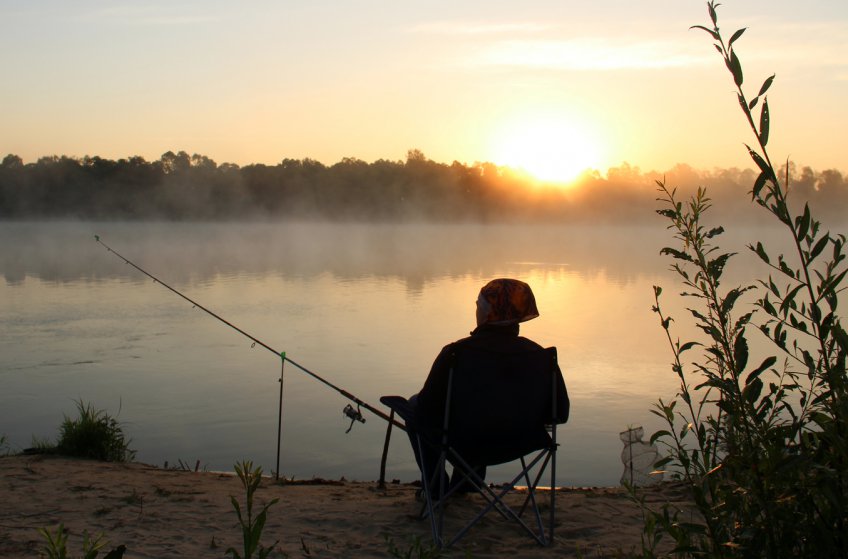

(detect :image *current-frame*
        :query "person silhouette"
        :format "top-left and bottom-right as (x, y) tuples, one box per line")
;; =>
(396, 278), (570, 495)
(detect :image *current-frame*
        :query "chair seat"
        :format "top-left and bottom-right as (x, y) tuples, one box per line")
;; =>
(380, 345), (568, 549)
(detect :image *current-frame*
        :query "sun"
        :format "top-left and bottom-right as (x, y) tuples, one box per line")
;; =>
(490, 115), (602, 185)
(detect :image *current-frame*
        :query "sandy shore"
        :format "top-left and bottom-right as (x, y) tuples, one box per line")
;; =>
(0, 455), (693, 558)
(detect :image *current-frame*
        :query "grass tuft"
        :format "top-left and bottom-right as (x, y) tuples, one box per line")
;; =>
(57, 400), (135, 462)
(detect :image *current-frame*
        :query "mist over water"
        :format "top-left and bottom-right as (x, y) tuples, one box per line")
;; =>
(0, 220), (785, 485)
(2, 220), (671, 285)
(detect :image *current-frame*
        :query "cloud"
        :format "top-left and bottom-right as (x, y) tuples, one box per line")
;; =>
(411, 17), (848, 74)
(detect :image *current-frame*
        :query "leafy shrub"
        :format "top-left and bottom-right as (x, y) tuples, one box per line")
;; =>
(636, 2), (848, 558)
(57, 400), (135, 462)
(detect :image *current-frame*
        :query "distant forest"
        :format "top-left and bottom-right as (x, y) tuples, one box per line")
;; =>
(1, 150), (846, 224)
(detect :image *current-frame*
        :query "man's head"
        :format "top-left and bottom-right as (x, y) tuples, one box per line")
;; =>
(475, 278), (539, 326)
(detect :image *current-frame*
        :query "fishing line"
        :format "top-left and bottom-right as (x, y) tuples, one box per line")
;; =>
(94, 235), (402, 432)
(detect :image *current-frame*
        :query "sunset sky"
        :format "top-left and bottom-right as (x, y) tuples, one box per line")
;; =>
(2, 0), (846, 182)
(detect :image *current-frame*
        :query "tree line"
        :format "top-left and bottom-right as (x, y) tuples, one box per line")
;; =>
(1, 150), (845, 223)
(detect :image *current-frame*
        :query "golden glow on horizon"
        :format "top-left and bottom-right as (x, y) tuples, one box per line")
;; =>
(489, 114), (603, 185)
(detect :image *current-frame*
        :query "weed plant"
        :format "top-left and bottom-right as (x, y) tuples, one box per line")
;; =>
(637, 3), (848, 558)
(57, 400), (135, 462)
(30, 434), (55, 452)
(38, 523), (126, 559)
(227, 460), (280, 559)
(384, 534), (444, 559)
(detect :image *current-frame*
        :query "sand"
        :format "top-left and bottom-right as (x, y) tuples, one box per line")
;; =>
(0, 454), (694, 558)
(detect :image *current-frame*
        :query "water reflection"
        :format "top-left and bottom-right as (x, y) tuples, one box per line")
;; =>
(0, 220), (787, 485)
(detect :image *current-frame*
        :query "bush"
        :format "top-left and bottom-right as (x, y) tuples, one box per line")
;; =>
(636, 3), (848, 558)
(57, 400), (135, 462)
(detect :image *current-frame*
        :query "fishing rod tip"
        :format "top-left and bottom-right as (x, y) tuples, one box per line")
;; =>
(94, 235), (100, 242)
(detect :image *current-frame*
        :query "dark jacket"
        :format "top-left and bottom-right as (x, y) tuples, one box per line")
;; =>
(415, 323), (570, 450)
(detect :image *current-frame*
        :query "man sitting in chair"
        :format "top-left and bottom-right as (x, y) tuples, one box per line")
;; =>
(400, 278), (570, 496)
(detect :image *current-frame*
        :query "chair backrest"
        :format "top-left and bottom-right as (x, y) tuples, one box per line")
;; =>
(444, 345), (564, 466)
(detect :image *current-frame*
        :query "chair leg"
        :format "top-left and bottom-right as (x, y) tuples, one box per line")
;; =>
(443, 449), (552, 548)
(416, 435), (452, 548)
(519, 451), (552, 517)
(517, 455), (550, 545)
(549, 442), (556, 544)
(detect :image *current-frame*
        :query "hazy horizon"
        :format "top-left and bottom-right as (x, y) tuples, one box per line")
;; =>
(3, 151), (846, 226)
(2, 1), (846, 181)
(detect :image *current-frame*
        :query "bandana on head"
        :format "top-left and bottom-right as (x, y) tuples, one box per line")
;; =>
(478, 278), (539, 326)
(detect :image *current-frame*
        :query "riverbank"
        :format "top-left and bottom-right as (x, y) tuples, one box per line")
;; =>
(0, 455), (694, 558)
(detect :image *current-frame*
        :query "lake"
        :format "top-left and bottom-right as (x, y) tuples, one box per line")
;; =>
(0, 220), (769, 486)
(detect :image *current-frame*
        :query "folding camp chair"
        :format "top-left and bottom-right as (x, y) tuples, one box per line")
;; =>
(380, 345), (567, 549)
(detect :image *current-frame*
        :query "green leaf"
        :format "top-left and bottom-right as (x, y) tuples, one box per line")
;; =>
(758, 74), (776, 97)
(679, 341), (701, 353)
(820, 312), (834, 339)
(691, 24), (720, 41)
(728, 50), (744, 86)
(821, 269), (848, 300)
(721, 287), (743, 316)
(705, 226), (725, 238)
(774, 322), (787, 349)
(752, 170), (771, 201)
(778, 257), (796, 280)
(746, 356), (777, 385)
(708, 252), (735, 278)
(743, 378), (764, 404)
(797, 203), (811, 240)
(660, 247), (695, 263)
(809, 234), (830, 261)
(230, 497), (244, 524)
(750, 241), (770, 264)
(734, 333), (749, 372)
(251, 512), (268, 548)
(729, 27), (747, 46)
(801, 350), (816, 374)
(833, 323), (848, 350)
(747, 146), (773, 178)
(650, 430), (672, 444)
(759, 98), (770, 146)
(780, 284), (805, 316)
(655, 456), (673, 468)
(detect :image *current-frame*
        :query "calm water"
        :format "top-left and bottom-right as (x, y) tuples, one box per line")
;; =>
(0, 221), (768, 486)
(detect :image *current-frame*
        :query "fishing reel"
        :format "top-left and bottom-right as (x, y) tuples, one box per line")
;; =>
(343, 404), (366, 433)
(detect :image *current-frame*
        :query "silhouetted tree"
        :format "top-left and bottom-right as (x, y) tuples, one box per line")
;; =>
(0, 151), (844, 224)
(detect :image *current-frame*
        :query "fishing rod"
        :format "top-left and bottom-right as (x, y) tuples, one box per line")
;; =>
(94, 235), (405, 436)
